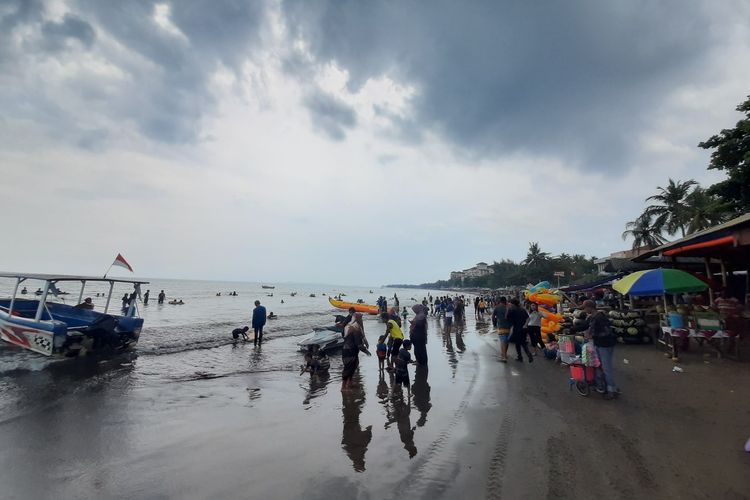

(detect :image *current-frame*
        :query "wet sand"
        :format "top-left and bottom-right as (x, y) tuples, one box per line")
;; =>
(1, 314), (749, 499)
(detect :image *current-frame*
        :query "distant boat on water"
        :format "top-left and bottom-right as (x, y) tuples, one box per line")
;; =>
(262, 285), (275, 289)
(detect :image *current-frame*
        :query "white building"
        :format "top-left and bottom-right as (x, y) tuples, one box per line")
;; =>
(450, 262), (494, 281)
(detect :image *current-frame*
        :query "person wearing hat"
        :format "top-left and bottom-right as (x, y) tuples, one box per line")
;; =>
(410, 304), (429, 366)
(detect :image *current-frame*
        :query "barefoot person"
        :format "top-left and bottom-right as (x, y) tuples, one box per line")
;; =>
(493, 297), (511, 362)
(252, 300), (267, 345)
(394, 339), (414, 397)
(410, 304), (429, 366)
(381, 312), (404, 369)
(341, 313), (371, 390)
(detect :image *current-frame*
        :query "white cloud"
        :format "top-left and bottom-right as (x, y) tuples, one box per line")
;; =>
(0, 0), (748, 285)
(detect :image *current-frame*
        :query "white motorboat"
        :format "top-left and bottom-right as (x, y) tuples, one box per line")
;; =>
(298, 327), (344, 352)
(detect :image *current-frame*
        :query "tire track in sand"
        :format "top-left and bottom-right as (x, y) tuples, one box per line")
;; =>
(602, 423), (658, 492)
(386, 351), (480, 500)
(485, 408), (514, 500)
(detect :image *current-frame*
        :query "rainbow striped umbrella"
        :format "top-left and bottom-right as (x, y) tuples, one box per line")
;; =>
(612, 268), (707, 297)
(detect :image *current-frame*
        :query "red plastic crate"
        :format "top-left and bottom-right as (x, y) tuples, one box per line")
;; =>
(570, 364), (595, 383)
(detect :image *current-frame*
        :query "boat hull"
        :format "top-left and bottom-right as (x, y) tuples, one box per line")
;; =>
(0, 299), (143, 357)
(328, 297), (379, 315)
(298, 328), (344, 352)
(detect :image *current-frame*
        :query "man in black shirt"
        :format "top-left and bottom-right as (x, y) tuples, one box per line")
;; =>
(507, 299), (533, 363)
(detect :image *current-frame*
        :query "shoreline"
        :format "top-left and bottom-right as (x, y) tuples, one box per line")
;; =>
(1, 316), (748, 498)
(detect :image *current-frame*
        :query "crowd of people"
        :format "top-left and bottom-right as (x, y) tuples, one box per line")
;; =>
(240, 291), (621, 402)
(486, 294), (620, 398)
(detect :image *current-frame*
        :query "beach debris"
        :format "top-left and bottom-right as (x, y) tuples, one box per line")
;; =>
(672, 366), (684, 373)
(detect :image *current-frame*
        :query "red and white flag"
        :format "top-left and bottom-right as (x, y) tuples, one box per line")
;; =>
(112, 253), (134, 273)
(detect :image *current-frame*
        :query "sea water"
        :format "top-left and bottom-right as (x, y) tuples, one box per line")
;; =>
(0, 277), (440, 377)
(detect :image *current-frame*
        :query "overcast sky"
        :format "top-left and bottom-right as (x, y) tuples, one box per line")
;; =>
(1, 0), (748, 286)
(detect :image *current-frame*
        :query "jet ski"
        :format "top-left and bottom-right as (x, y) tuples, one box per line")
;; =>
(298, 327), (344, 352)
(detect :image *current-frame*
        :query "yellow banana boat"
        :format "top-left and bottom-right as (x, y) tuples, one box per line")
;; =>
(328, 297), (380, 315)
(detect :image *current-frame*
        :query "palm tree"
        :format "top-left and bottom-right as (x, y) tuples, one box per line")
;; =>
(683, 187), (729, 234)
(622, 213), (667, 250)
(523, 242), (550, 266)
(645, 178), (697, 237)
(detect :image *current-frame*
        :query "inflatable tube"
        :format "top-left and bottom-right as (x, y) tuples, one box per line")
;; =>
(529, 281), (551, 293)
(528, 293), (561, 306)
(539, 309), (564, 323)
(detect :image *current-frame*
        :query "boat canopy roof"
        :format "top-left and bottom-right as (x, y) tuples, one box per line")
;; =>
(0, 272), (149, 284)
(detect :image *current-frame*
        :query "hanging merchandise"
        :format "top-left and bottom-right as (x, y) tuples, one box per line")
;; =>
(581, 341), (600, 367)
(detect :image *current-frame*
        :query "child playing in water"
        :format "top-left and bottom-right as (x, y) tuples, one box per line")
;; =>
(394, 339), (414, 396)
(401, 307), (409, 324)
(376, 335), (388, 372)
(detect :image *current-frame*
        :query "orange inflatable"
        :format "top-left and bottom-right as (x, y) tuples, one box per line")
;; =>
(329, 297), (379, 315)
(528, 293), (561, 306)
(539, 308), (564, 323)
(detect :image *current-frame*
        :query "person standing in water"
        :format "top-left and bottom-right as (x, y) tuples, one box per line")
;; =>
(341, 313), (371, 390)
(252, 300), (267, 346)
(158, 290), (166, 304)
(382, 312), (404, 369)
(410, 304), (428, 366)
(143, 290), (150, 305)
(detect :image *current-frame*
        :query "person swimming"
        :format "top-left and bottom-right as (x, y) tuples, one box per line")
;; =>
(268, 312), (278, 320)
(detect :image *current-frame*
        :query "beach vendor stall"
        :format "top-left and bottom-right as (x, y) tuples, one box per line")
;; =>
(612, 268), (737, 361)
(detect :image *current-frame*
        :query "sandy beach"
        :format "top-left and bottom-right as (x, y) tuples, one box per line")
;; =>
(1, 308), (749, 500)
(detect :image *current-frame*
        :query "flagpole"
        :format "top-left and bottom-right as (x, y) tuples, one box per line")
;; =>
(103, 263), (114, 279)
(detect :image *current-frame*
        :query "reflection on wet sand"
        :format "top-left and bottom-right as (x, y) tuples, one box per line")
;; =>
(455, 323), (466, 352)
(412, 365), (431, 427)
(443, 327), (458, 378)
(341, 371), (372, 472)
(475, 317), (490, 336)
(302, 371), (330, 406)
(393, 390), (416, 458)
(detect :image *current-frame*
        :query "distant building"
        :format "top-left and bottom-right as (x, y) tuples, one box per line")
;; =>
(450, 262), (494, 281)
(595, 247), (652, 275)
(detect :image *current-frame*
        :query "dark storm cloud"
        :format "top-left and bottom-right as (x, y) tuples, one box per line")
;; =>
(281, 0), (720, 171)
(0, 0), (44, 65)
(72, 0), (268, 143)
(40, 13), (95, 51)
(303, 89), (357, 140)
(0, 0), (268, 145)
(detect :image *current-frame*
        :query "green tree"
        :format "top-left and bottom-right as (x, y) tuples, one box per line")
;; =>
(683, 187), (730, 234)
(644, 178), (697, 237)
(699, 95), (750, 214)
(523, 242), (550, 266)
(622, 213), (667, 249)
